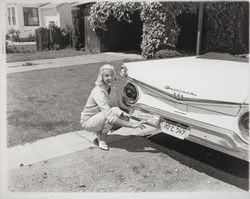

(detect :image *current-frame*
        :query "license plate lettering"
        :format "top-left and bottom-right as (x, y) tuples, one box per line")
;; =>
(132, 110), (160, 126)
(175, 126), (181, 134)
(160, 120), (189, 140)
(163, 122), (169, 130)
(170, 124), (175, 132)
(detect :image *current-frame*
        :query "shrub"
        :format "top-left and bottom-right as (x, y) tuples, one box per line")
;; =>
(6, 28), (20, 42)
(202, 2), (248, 54)
(140, 2), (179, 59)
(140, 2), (198, 59)
(50, 25), (63, 48)
(35, 24), (71, 50)
(89, 2), (197, 59)
(154, 49), (182, 59)
(6, 41), (17, 53)
(89, 2), (142, 32)
(61, 23), (72, 47)
(71, 7), (83, 50)
(22, 62), (35, 66)
(88, 1), (247, 58)
(53, 44), (60, 50)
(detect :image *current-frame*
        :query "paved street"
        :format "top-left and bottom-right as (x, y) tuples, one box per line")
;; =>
(6, 52), (143, 73)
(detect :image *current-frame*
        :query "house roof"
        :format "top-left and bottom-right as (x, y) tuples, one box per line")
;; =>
(5, 0), (78, 6)
(40, 2), (65, 9)
(5, 0), (50, 4)
(39, 0), (77, 8)
(5, 0), (97, 8)
(4, 0), (95, 7)
(70, 0), (94, 7)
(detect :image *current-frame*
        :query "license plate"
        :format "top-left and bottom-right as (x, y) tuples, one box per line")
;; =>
(132, 109), (160, 126)
(160, 120), (189, 140)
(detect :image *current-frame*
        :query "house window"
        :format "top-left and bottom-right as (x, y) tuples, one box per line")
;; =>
(7, 7), (16, 25)
(23, 7), (39, 26)
(11, 7), (16, 25)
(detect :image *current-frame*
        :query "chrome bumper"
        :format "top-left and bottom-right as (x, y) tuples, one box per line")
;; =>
(119, 99), (249, 161)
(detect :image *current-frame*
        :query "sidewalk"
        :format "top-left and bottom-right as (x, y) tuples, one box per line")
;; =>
(7, 124), (159, 170)
(6, 52), (143, 73)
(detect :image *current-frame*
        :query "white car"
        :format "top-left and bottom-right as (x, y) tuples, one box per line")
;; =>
(119, 53), (249, 161)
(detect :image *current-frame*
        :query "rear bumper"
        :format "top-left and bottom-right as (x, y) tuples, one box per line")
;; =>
(119, 98), (249, 162)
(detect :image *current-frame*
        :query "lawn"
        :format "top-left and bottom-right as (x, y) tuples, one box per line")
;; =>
(6, 48), (89, 63)
(7, 61), (127, 147)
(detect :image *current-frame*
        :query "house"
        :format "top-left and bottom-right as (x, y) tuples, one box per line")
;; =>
(6, 2), (44, 39)
(6, 1), (73, 39)
(39, 2), (73, 29)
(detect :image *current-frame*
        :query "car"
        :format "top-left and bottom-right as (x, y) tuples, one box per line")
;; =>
(119, 53), (249, 161)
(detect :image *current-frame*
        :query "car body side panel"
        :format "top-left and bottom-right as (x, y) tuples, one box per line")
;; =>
(123, 57), (249, 104)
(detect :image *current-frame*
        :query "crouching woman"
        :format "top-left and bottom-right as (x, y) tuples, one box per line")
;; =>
(80, 64), (145, 151)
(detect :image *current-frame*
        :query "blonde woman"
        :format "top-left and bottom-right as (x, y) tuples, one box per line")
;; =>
(80, 64), (145, 151)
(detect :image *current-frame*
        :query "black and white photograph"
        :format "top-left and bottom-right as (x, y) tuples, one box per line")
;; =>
(0, 0), (249, 198)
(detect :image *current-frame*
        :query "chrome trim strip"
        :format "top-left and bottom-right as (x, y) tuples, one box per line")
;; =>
(127, 78), (242, 116)
(128, 77), (245, 106)
(187, 134), (248, 161)
(132, 103), (249, 147)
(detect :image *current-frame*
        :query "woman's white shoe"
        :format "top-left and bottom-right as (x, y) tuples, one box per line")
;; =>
(98, 141), (109, 151)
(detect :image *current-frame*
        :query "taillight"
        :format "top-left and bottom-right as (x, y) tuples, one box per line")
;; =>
(238, 111), (249, 140)
(120, 65), (128, 77)
(123, 81), (138, 104)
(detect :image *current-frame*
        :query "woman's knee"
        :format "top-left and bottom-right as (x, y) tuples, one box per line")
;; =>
(81, 114), (106, 132)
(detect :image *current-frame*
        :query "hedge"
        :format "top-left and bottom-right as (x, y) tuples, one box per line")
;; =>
(35, 25), (71, 50)
(89, 2), (197, 58)
(140, 2), (198, 58)
(86, 1), (248, 58)
(202, 2), (248, 54)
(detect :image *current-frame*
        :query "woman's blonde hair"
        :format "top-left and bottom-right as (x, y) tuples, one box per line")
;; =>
(95, 64), (117, 86)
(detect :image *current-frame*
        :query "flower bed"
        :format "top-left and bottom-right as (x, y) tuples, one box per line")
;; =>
(6, 41), (37, 53)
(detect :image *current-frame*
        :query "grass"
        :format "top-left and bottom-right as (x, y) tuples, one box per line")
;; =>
(6, 48), (89, 63)
(7, 61), (127, 147)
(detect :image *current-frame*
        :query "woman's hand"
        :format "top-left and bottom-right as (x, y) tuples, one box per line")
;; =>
(122, 112), (131, 121)
(132, 120), (147, 129)
(122, 112), (130, 118)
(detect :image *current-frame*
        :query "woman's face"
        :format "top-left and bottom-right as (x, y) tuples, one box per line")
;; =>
(102, 70), (115, 87)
